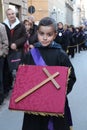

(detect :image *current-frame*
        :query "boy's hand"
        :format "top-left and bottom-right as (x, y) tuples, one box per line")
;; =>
(29, 44), (34, 49)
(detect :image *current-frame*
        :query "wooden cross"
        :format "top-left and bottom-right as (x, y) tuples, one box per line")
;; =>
(15, 68), (60, 103)
(43, 68), (60, 89)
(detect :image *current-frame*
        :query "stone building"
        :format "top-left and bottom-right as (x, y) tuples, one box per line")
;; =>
(80, 0), (86, 25)
(65, 0), (74, 25)
(48, 0), (66, 23)
(73, 0), (86, 26)
(73, 0), (81, 26)
(0, 0), (28, 22)
(28, 0), (48, 22)
(0, 0), (74, 24)
(48, 0), (74, 25)
(28, 0), (74, 25)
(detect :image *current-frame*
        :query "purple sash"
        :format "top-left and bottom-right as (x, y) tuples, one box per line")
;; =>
(30, 48), (54, 130)
(30, 48), (46, 65)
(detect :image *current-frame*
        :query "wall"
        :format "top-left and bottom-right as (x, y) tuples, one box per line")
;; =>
(28, 0), (48, 22)
(48, 0), (66, 23)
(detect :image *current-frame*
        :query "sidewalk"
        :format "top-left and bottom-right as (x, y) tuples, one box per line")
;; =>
(0, 91), (24, 130)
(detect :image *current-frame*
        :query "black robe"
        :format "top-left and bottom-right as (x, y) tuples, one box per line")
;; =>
(22, 42), (76, 130)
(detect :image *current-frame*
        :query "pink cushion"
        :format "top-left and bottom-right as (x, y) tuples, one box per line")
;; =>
(9, 65), (69, 115)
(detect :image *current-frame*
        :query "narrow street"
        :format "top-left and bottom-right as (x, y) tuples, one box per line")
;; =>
(0, 50), (87, 130)
(68, 50), (87, 130)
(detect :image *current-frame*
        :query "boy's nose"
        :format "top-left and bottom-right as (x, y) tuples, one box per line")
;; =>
(43, 35), (47, 40)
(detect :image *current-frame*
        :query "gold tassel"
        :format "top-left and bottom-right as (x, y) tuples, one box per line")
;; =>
(70, 126), (73, 130)
(66, 49), (69, 54)
(25, 111), (64, 117)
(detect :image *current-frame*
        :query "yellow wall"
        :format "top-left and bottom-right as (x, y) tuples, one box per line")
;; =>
(28, 0), (48, 22)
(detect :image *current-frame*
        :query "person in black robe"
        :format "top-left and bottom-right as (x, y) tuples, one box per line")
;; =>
(54, 22), (70, 52)
(22, 17), (76, 130)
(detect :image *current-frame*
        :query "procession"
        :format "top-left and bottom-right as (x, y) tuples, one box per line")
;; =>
(0, 0), (87, 130)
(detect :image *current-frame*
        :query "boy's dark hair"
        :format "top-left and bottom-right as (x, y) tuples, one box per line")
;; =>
(38, 17), (57, 32)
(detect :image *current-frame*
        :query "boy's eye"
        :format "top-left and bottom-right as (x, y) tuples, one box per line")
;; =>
(47, 33), (53, 36)
(39, 32), (53, 36)
(39, 32), (44, 35)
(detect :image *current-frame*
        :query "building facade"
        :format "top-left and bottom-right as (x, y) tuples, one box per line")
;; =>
(0, 0), (75, 24)
(73, 0), (86, 26)
(28, 0), (48, 22)
(48, 0), (66, 23)
(80, 0), (86, 25)
(65, 0), (74, 25)
(28, 0), (74, 25)
(0, 0), (28, 22)
(73, 0), (81, 26)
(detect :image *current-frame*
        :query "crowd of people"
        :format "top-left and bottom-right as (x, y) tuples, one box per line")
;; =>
(55, 22), (87, 57)
(0, 8), (87, 130)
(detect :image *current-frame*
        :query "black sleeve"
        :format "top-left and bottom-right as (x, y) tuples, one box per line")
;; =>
(60, 50), (76, 94)
(22, 51), (35, 65)
(15, 24), (27, 49)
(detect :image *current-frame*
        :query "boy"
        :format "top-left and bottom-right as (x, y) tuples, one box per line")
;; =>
(22, 17), (76, 130)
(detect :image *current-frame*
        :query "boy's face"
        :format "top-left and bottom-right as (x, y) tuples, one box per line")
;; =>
(37, 26), (57, 46)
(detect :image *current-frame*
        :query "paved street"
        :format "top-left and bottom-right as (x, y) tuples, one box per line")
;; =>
(68, 50), (87, 130)
(0, 50), (87, 130)
(0, 95), (23, 130)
